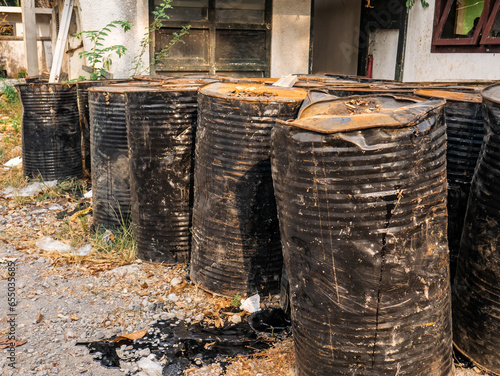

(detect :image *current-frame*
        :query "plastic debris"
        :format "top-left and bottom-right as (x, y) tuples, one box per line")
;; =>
(1, 180), (57, 198)
(75, 244), (92, 256)
(4, 156), (22, 167)
(273, 74), (298, 88)
(84, 190), (93, 199)
(240, 294), (261, 313)
(36, 237), (74, 253)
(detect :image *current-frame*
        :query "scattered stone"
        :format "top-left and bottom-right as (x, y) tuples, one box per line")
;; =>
(137, 355), (162, 376)
(170, 276), (183, 287)
(167, 293), (179, 303)
(231, 314), (242, 324)
(1, 180), (57, 198)
(106, 264), (140, 278)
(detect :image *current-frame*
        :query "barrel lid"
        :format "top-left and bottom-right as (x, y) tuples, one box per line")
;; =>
(89, 83), (201, 94)
(482, 83), (500, 104)
(200, 82), (307, 102)
(280, 96), (445, 134)
(415, 88), (481, 103)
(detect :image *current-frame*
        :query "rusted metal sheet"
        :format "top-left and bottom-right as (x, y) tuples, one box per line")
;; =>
(16, 82), (83, 180)
(272, 96), (452, 375)
(452, 83), (500, 375)
(190, 83), (307, 297)
(125, 85), (200, 264)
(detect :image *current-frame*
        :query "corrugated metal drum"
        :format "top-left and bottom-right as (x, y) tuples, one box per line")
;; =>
(272, 95), (452, 375)
(452, 83), (500, 374)
(77, 80), (127, 173)
(125, 85), (200, 264)
(89, 86), (132, 229)
(16, 82), (83, 180)
(190, 83), (307, 296)
(415, 89), (484, 279)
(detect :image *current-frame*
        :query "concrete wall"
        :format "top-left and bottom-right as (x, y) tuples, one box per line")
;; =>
(53, 0), (149, 80)
(271, 0), (311, 77)
(312, 0), (360, 76)
(403, 0), (500, 81)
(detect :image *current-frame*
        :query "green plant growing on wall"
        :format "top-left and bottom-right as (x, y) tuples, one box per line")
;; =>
(76, 20), (131, 80)
(131, 0), (191, 76)
(406, 0), (429, 8)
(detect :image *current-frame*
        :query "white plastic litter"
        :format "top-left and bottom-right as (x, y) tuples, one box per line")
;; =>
(36, 237), (74, 253)
(75, 244), (92, 256)
(273, 74), (298, 88)
(240, 294), (261, 313)
(4, 157), (22, 167)
(1, 180), (57, 198)
(84, 190), (93, 199)
(137, 354), (163, 376)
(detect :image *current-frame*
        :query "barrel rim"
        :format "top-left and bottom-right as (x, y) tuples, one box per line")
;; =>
(481, 83), (500, 104)
(89, 83), (204, 94)
(199, 82), (307, 102)
(276, 96), (445, 134)
(415, 88), (481, 103)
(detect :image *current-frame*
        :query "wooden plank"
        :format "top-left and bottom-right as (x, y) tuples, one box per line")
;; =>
(21, 0), (39, 76)
(49, 0), (74, 83)
(0, 6), (52, 14)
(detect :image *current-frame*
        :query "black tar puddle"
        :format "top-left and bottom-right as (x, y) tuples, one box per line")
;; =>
(78, 308), (290, 375)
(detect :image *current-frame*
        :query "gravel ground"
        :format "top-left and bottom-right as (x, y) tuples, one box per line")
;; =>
(0, 181), (492, 376)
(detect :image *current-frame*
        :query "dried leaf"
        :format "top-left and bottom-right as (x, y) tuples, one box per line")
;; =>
(169, 280), (188, 294)
(69, 207), (92, 222)
(0, 339), (27, 349)
(140, 282), (148, 289)
(70, 314), (80, 321)
(204, 341), (216, 349)
(36, 313), (44, 323)
(110, 329), (147, 343)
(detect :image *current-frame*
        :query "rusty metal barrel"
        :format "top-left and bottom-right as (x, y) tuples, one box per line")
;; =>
(416, 89), (484, 280)
(89, 86), (132, 229)
(16, 82), (83, 181)
(125, 85), (200, 264)
(272, 96), (452, 376)
(190, 83), (307, 296)
(77, 80), (127, 173)
(452, 84), (500, 374)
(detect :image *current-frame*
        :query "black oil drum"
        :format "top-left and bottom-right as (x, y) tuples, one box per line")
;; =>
(125, 85), (200, 264)
(452, 84), (500, 375)
(89, 86), (131, 229)
(77, 80), (127, 173)
(272, 96), (452, 376)
(16, 82), (83, 181)
(416, 89), (484, 280)
(190, 83), (307, 296)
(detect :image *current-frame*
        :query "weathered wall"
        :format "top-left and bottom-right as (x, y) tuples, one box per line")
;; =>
(370, 29), (399, 80)
(271, 0), (311, 77)
(312, 0), (360, 76)
(403, 0), (500, 81)
(0, 10), (52, 76)
(53, 0), (149, 80)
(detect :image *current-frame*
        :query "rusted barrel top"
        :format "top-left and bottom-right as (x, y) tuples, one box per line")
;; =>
(415, 88), (482, 103)
(289, 95), (442, 134)
(199, 82), (306, 102)
(482, 83), (500, 104)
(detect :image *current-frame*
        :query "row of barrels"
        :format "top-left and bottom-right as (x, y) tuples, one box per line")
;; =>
(15, 76), (500, 375)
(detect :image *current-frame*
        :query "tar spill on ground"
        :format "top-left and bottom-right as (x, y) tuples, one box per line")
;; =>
(78, 308), (291, 375)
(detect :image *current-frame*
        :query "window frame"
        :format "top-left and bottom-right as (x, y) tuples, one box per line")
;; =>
(432, 0), (500, 52)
